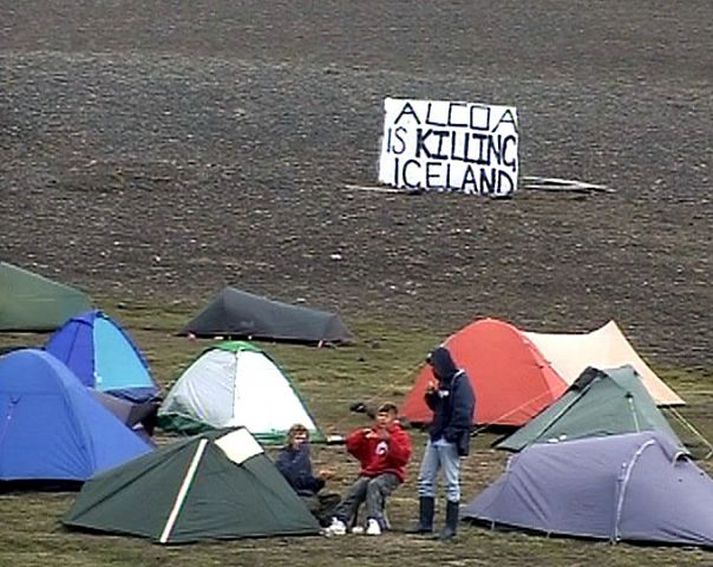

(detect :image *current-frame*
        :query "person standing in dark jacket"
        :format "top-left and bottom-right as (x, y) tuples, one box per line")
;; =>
(411, 346), (475, 540)
(275, 424), (340, 527)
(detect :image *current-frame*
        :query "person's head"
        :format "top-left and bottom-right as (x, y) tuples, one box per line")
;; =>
(427, 346), (458, 382)
(374, 402), (399, 429)
(286, 423), (310, 449)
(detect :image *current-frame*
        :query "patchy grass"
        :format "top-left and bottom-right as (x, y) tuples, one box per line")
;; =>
(1, 301), (712, 566)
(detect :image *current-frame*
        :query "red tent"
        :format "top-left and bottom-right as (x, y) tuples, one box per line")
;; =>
(400, 318), (567, 426)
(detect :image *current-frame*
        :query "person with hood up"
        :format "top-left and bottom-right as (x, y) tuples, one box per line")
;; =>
(411, 346), (475, 541)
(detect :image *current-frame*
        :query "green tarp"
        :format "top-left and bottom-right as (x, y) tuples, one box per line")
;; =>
(496, 365), (683, 452)
(0, 262), (91, 331)
(63, 428), (320, 543)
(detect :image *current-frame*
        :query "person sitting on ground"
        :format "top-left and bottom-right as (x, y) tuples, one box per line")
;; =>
(275, 423), (340, 527)
(326, 402), (412, 536)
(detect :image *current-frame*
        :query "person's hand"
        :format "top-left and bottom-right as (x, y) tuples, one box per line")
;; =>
(365, 428), (379, 439)
(366, 427), (389, 440)
(318, 469), (335, 480)
(426, 379), (438, 393)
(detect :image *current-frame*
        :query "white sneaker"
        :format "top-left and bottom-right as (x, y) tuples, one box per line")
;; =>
(366, 518), (382, 536)
(326, 517), (347, 536)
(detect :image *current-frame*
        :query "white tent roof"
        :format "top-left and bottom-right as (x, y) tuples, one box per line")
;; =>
(524, 320), (683, 406)
(160, 346), (320, 439)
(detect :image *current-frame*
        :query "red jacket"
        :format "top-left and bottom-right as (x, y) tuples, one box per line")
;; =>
(345, 422), (412, 483)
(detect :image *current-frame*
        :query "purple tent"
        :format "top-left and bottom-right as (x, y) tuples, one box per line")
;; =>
(464, 431), (713, 548)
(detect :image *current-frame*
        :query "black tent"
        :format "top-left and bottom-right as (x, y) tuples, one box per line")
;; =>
(179, 287), (352, 345)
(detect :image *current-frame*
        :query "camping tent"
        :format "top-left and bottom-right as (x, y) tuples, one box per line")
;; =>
(0, 261), (91, 332)
(157, 341), (323, 444)
(89, 390), (159, 442)
(0, 349), (152, 483)
(63, 427), (321, 543)
(496, 365), (684, 451)
(400, 319), (567, 426)
(179, 287), (352, 345)
(45, 310), (160, 403)
(524, 320), (683, 405)
(464, 431), (713, 548)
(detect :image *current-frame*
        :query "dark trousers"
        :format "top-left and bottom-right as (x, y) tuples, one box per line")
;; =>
(333, 473), (400, 527)
(301, 492), (341, 527)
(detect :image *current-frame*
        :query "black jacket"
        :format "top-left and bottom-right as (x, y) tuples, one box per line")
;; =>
(425, 347), (476, 456)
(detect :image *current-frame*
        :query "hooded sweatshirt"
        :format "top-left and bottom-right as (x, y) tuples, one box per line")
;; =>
(345, 421), (412, 482)
(425, 346), (476, 456)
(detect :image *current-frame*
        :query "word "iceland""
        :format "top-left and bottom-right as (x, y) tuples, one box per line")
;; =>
(378, 98), (519, 196)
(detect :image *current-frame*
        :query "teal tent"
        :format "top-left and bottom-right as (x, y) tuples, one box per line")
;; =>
(63, 428), (320, 543)
(45, 310), (160, 403)
(496, 365), (683, 451)
(0, 262), (91, 331)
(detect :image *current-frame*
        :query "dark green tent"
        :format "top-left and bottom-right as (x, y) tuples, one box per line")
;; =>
(0, 262), (91, 331)
(496, 365), (683, 452)
(63, 428), (320, 543)
(179, 286), (352, 345)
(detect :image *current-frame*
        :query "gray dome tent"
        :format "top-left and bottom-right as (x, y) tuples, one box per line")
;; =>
(465, 431), (713, 548)
(179, 287), (352, 345)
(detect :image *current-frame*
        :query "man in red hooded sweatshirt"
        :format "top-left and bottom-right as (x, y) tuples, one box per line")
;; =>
(326, 402), (412, 536)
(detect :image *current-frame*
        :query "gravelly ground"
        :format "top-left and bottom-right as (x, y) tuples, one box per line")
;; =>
(1, 1), (711, 369)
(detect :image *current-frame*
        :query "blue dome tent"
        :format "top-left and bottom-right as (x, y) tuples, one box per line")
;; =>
(0, 349), (152, 484)
(45, 310), (160, 403)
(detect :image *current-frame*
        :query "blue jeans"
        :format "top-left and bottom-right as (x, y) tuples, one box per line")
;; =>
(417, 439), (461, 502)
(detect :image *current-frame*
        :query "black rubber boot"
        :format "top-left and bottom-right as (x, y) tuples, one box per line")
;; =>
(407, 496), (434, 534)
(439, 500), (459, 541)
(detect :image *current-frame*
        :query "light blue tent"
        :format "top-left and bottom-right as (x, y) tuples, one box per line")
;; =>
(0, 349), (152, 483)
(45, 310), (160, 403)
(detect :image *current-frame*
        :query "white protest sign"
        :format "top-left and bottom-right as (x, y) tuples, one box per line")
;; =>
(378, 98), (519, 196)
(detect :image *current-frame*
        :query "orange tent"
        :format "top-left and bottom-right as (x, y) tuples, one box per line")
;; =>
(400, 319), (567, 426)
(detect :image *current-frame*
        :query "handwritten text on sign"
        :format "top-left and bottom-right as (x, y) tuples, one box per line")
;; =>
(378, 98), (519, 196)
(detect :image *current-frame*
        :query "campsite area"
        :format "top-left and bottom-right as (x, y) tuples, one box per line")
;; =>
(2, 309), (713, 566)
(1, 1), (712, 565)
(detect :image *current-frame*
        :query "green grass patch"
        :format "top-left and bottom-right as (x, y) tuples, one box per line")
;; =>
(0, 301), (712, 565)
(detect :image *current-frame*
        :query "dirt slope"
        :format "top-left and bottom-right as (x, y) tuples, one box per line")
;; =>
(1, 1), (711, 368)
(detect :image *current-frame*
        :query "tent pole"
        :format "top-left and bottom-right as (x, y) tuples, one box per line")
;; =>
(160, 438), (209, 544)
(627, 396), (641, 432)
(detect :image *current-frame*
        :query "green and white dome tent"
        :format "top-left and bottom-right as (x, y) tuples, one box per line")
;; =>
(158, 341), (324, 444)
